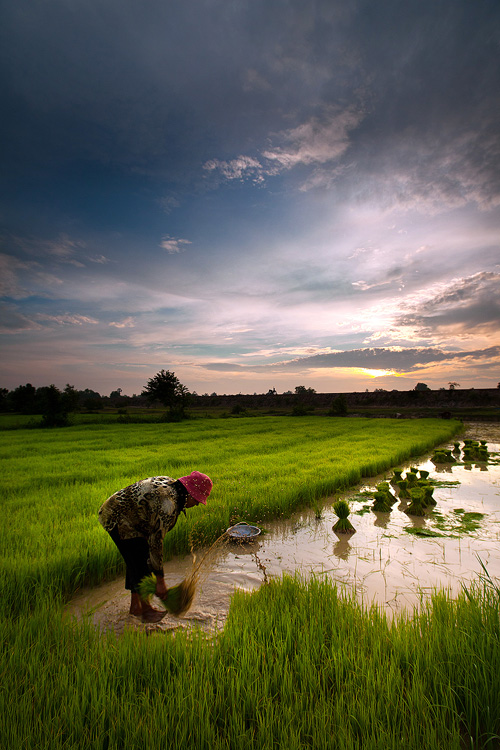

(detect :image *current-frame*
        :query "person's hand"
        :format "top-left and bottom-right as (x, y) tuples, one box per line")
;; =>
(155, 576), (168, 599)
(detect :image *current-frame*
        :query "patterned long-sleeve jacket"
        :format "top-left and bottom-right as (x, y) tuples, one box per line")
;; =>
(98, 476), (183, 575)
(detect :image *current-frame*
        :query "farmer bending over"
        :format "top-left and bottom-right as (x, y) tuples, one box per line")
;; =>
(98, 471), (213, 623)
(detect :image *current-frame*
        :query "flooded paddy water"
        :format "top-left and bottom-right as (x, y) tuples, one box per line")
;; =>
(66, 422), (500, 635)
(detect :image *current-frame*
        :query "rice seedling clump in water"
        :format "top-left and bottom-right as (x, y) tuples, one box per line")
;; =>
(137, 529), (232, 617)
(138, 573), (198, 616)
(372, 491), (392, 513)
(396, 479), (411, 499)
(405, 488), (425, 517)
(332, 499), (356, 533)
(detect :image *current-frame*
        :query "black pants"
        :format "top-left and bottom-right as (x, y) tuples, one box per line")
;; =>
(107, 527), (152, 593)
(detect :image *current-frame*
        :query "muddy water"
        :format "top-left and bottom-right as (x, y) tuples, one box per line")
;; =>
(66, 422), (500, 635)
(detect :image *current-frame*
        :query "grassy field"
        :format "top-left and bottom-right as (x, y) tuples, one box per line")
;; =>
(3, 416), (499, 748)
(1, 416), (461, 613)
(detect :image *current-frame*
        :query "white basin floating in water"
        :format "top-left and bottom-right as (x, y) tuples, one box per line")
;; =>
(226, 522), (261, 541)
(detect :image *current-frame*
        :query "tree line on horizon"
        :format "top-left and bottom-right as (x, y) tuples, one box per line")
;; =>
(0, 372), (322, 424)
(1, 372), (497, 427)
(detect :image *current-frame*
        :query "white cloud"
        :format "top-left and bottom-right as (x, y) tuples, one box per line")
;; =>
(204, 106), (364, 188)
(159, 236), (192, 254)
(109, 317), (135, 329)
(202, 345), (500, 375)
(203, 156), (264, 182)
(262, 107), (362, 169)
(36, 313), (99, 326)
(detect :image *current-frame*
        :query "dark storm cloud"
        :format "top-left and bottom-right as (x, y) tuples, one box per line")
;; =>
(203, 345), (500, 373)
(1, 0), (350, 175)
(202, 1), (500, 210)
(0, 0), (498, 229)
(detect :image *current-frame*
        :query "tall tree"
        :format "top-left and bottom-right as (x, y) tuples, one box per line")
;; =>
(142, 370), (190, 421)
(414, 383), (430, 391)
(38, 385), (70, 427)
(10, 383), (37, 413)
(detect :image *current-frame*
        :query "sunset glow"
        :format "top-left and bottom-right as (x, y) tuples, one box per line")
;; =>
(358, 369), (400, 380)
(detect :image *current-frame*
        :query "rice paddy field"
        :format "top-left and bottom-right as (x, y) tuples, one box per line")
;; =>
(2, 416), (500, 749)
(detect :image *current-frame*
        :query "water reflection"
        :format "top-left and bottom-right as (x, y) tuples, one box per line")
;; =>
(373, 512), (391, 529)
(332, 533), (353, 559)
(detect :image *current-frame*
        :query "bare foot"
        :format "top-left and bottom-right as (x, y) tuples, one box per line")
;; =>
(141, 608), (167, 623)
(129, 593), (142, 616)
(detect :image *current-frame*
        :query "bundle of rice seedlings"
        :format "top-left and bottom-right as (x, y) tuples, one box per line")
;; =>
(453, 442), (461, 452)
(332, 499), (356, 533)
(392, 469), (403, 482)
(432, 450), (451, 463)
(138, 572), (198, 616)
(137, 529), (232, 617)
(377, 482), (397, 505)
(376, 481), (391, 493)
(406, 471), (418, 486)
(372, 491), (392, 513)
(405, 488), (425, 516)
(418, 469), (430, 480)
(423, 485), (436, 506)
(396, 479), (411, 499)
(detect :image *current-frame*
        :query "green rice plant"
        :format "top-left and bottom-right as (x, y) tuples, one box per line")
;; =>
(4, 415), (495, 750)
(311, 498), (324, 519)
(392, 468), (403, 482)
(375, 481), (396, 505)
(418, 469), (429, 480)
(138, 574), (197, 616)
(376, 481), (391, 494)
(405, 471), (418, 486)
(372, 491), (392, 513)
(462, 439), (489, 463)
(405, 487), (426, 516)
(2, 573), (499, 750)
(0, 416), (461, 617)
(332, 499), (356, 533)
(422, 485), (436, 506)
(404, 526), (443, 537)
(396, 478), (411, 499)
(432, 449), (455, 463)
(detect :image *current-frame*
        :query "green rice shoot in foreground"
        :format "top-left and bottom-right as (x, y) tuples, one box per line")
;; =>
(2, 573), (499, 749)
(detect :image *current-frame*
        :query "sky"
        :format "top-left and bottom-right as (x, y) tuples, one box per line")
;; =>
(1, 0), (499, 397)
